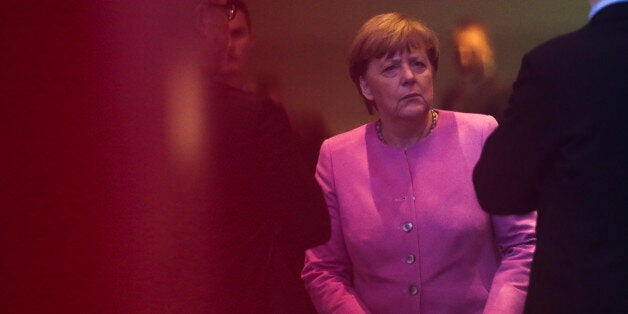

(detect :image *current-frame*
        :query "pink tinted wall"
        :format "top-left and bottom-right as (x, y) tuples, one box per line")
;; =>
(2, 1), (213, 312)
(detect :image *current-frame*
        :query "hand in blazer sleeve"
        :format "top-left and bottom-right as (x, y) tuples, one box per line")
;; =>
(484, 212), (536, 314)
(475, 115), (537, 314)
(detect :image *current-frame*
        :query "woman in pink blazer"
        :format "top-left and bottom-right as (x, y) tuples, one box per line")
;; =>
(302, 13), (536, 313)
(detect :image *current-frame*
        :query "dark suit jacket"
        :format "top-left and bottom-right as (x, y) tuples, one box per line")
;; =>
(206, 81), (329, 313)
(473, 4), (628, 313)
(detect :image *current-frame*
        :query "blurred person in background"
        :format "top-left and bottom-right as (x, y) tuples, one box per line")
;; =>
(302, 12), (536, 313)
(222, 0), (332, 177)
(197, 0), (328, 312)
(218, 0), (256, 91)
(473, 0), (628, 312)
(439, 18), (510, 123)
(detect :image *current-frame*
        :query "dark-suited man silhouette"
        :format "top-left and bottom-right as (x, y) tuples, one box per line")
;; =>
(473, 1), (628, 313)
(197, 1), (329, 312)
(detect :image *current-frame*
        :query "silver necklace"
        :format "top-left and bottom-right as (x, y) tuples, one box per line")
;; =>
(375, 109), (438, 145)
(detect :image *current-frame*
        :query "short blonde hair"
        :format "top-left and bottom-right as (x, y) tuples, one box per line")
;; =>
(452, 18), (495, 75)
(349, 13), (440, 114)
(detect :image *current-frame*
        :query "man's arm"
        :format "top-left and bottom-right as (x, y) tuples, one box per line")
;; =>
(473, 53), (560, 214)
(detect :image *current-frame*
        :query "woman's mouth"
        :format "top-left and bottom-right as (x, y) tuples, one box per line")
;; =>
(400, 93), (421, 101)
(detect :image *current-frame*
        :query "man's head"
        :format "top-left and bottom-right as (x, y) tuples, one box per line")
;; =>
(196, 0), (236, 75)
(219, 0), (254, 88)
(451, 18), (495, 76)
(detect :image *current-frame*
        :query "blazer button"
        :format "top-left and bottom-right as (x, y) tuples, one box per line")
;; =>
(406, 253), (416, 264)
(408, 285), (419, 295)
(402, 222), (413, 232)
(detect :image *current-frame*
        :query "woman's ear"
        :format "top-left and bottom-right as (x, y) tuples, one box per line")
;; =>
(359, 76), (373, 101)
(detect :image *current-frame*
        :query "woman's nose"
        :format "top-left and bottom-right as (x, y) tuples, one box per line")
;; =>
(400, 63), (415, 85)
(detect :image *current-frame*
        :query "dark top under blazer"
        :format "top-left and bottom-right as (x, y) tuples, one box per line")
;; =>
(473, 3), (628, 313)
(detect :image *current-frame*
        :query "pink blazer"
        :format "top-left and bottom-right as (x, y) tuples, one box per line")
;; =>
(302, 111), (536, 314)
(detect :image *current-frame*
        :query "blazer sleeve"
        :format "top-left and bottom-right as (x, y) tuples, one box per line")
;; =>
(483, 212), (537, 314)
(473, 53), (561, 214)
(302, 141), (369, 314)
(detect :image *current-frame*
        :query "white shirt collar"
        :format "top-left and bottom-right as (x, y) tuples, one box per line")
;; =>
(589, 0), (628, 19)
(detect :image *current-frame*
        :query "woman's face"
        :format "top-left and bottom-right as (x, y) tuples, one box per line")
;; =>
(359, 47), (434, 122)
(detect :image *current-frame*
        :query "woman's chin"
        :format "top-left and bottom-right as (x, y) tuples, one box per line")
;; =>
(398, 105), (430, 119)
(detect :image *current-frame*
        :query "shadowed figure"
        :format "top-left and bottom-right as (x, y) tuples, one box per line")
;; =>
(197, 1), (330, 312)
(440, 18), (510, 123)
(473, 1), (628, 313)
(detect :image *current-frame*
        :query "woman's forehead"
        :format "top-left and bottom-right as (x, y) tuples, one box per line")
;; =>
(379, 46), (426, 60)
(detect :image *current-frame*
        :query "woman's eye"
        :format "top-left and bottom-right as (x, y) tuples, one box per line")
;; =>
(412, 61), (426, 69)
(381, 64), (399, 76)
(383, 65), (397, 72)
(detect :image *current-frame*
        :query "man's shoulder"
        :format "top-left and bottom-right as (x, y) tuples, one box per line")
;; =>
(525, 28), (583, 60)
(210, 82), (266, 110)
(525, 10), (627, 62)
(210, 81), (288, 121)
(522, 15), (628, 82)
